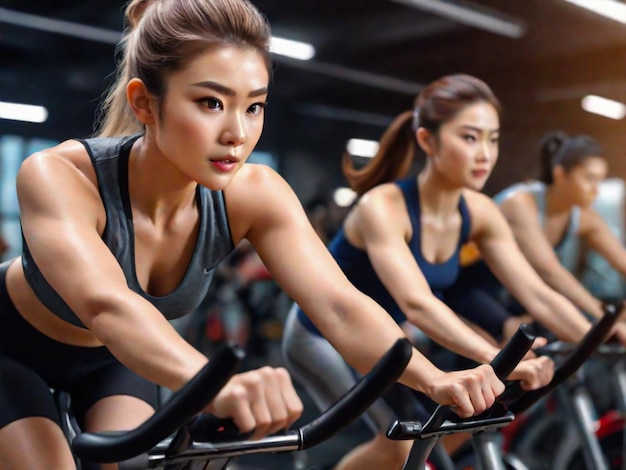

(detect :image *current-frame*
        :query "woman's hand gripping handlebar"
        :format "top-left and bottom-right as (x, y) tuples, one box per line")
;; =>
(384, 300), (622, 442)
(73, 338), (413, 466)
(387, 323), (537, 440)
(507, 299), (623, 414)
(377, 302), (621, 470)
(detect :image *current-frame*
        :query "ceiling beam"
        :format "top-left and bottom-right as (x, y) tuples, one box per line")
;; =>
(0, 6), (423, 96)
(0, 6), (121, 44)
(389, 0), (526, 38)
(275, 57), (423, 95)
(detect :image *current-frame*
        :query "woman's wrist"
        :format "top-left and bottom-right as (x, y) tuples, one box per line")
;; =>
(477, 346), (501, 365)
(405, 352), (446, 395)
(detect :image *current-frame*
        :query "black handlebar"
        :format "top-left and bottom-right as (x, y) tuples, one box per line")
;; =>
(72, 342), (245, 463)
(299, 337), (412, 449)
(508, 300), (622, 414)
(183, 337), (414, 449)
(73, 337), (413, 465)
(491, 323), (536, 380)
(72, 300), (624, 465)
(387, 323), (536, 440)
(386, 301), (623, 440)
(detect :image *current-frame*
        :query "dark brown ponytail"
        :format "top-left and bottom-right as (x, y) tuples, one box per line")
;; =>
(342, 111), (416, 196)
(537, 130), (604, 184)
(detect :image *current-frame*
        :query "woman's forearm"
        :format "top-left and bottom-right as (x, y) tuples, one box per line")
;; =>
(529, 288), (591, 343)
(404, 297), (499, 364)
(318, 292), (447, 393)
(88, 296), (209, 392)
(540, 266), (603, 318)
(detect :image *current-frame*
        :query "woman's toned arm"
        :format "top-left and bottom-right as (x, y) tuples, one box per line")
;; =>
(499, 192), (604, 318)
(579, 207), (626, 278)
(349, 186), (552, 389)
(469, 191), (591, 342)
(17, 148), (208, 389)
(348, 184), (501, 364)
(226, 166), (506, 413)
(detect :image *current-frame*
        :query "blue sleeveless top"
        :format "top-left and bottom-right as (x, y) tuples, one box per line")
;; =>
(297, 178), (472, 335)
(21, 134), (235, 328)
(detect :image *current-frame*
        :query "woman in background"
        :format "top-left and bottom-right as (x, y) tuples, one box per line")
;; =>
(447, 131), (626, 342)
(283, 74), (577, 470)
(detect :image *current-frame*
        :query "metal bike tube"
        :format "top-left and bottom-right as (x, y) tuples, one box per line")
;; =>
(403, 437), (439, 469)
(611, 359), (626, 470)
(612, 360), (626, 414)
(558, 371), (609, 470)
(152, 434), (301, 467)
(429, 441), (455, 470)
(470, 430), (507, 470)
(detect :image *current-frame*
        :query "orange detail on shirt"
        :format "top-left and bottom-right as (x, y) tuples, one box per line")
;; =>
(460, 241), (482, 267)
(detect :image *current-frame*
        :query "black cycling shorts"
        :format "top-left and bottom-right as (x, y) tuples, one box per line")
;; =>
(0, 260), (157, 430)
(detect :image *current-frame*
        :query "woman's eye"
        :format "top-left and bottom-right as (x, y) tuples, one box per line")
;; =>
(248, 101), (267, 115)
(463, 135), (476, 143)
(199, 97), (222, 110)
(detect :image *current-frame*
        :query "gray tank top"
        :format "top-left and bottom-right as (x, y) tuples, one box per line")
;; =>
(493, 180), (581, 273)
(22, 134), (235, 328)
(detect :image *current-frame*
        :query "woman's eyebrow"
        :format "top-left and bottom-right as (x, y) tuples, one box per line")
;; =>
(460, 125), (500, 134)
(191, 80), (268, 98)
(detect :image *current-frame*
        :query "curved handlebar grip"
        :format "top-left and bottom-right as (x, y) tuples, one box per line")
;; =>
(419, 324), (536, 435)
(490, 323), (536, 381)
(299, 338), (413, 450)
(72, 342), (245, 463)
(509, 300), (622, 414)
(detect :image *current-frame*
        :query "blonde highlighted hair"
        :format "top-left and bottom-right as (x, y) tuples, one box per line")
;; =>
(95, 0), (272, 137)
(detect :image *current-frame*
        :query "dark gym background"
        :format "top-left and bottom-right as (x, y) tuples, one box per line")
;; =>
(2, 0), (626, 202)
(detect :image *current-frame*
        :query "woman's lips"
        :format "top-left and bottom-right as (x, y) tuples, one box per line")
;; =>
(210, 157), (238, 172)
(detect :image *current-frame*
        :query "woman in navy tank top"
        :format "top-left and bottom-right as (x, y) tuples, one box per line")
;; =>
(282, 74), (596, 470)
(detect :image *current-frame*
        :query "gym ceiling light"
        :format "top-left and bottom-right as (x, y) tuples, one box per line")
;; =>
(564, 0), (626, 24)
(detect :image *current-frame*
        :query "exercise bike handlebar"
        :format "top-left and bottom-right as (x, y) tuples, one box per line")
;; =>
(386, 300), (623, 442)
(387, 323), (536, 440)
(508, 299), (622, 414)
(73, 337), (413, 465)
(72, 341), (245, 463)
(299, 337), (412, 449)
(185, 337), (414, 450)
(490, 323), (537, 380)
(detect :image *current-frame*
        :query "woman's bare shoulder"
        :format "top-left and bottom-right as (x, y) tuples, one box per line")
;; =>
(356, 182), (404, 213)
(223, 163), (310, 241)
(226, 163), (287, 197)
(21, 138), (92, 172)
(497, 190), (539, 227)
(461, 188), (500, 215)
(18, 138), (98, 197)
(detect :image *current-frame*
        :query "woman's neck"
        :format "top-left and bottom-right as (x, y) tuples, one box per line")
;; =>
(129, 135), (198, 222)
(417, 168), (462, 219)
